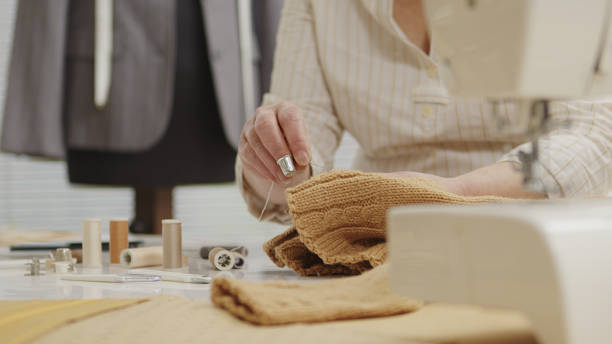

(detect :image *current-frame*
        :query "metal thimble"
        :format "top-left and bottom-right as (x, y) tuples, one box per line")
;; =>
(276, 155), (296, 177)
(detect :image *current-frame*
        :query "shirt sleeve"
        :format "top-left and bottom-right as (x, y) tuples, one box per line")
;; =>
(236, 0), (343, 223)
(498, 100), (612, 198)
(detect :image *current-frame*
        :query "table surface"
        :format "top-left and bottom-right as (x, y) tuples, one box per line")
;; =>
(0, 236), (305, 300)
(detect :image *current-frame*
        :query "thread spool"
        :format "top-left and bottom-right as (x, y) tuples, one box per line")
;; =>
(200, 246), (248, 259)
(82, 219), (102, 267)
(162, 219), (182, 268)
(120, 246), (162, 268)
(207, 247), (224, 262)
(109, 219), (129, 264)
(211, 249), (235, 271)
(232, 253), (247, 269)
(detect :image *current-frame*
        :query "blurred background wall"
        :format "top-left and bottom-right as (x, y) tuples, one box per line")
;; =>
(0, 0), (359, 239)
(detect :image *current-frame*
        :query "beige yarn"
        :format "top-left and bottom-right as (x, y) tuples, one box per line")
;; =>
(265, 170), (506, 276)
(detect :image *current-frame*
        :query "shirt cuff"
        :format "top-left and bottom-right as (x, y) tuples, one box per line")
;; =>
(497, 143), (564, 198)
(235, 156), (293, 224)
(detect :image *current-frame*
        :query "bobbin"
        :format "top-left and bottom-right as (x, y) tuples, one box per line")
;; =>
(25, 258), (44, 276)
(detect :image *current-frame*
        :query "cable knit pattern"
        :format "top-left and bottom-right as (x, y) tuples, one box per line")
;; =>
(211, 264), (422, 325)
(266, 170), (507, 276)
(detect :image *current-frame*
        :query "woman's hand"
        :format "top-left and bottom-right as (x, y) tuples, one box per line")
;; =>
(239, 102), (312, 195)
(380, 171), (466, 196)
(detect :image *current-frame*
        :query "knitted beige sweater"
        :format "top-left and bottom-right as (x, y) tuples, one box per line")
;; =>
(264, 170), (505, 276)
(211, 170), (508, 326)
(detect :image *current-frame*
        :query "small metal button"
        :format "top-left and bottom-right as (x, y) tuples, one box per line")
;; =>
(427, 66), (437, 78)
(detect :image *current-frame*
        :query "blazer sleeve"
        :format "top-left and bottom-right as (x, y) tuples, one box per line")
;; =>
(236, 0), (344, 223)
(1, 0), (69, 158)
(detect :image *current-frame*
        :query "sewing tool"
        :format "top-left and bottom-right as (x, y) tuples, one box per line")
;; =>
(47, 248), (76, 273)
(231, 252), (247, 269)
(24, 258), (43, 276)
(109, 219), (129, 264)
(61, 274), (161, 283)
(258, 181), (275, 222)
(199, 246), (248, 259)
(121, 246), (162, 268)
(208, 248), (235, 271)
(0, 259), (47, 269)
(82, 219), (102, 267)
(162, 219), (182, 268)
(128, 269), (211, 284)
(276, 154), (296, 177)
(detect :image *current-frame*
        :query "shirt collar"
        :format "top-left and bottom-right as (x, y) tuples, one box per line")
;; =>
(360, 0), (439, 64)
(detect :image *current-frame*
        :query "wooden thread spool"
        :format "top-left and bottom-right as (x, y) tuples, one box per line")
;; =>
(82, 219), (102, 267)
(109, 219), (129, 264)
(162, 219), (182, 268)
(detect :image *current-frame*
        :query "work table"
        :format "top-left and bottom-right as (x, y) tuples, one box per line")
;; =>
(0, 236), (303, 301)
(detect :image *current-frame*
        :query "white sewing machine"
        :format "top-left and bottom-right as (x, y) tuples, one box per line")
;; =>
(389, 1), (612, 344)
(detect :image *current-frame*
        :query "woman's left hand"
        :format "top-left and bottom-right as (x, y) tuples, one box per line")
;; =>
(379, 171), (466, 196)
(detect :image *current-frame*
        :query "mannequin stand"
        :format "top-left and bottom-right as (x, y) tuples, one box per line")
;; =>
(130, 187), (173, 234)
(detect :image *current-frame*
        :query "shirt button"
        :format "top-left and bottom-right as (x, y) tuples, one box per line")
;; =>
(422, 105), (433, 117)
(427, 66), (438, 78)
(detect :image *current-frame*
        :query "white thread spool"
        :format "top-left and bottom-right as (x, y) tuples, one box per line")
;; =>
(162, 219), (182, 268)
(120, 246), (163, 268)
(211, 249), (235, 271)
(82, 219), (102, 267)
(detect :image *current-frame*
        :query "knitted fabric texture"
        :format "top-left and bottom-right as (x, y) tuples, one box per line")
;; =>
(265, 170), (506, 276)
(211, 264), (422, 325)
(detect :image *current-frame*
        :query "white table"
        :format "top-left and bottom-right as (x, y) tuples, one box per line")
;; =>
(0, 236), (303, 300)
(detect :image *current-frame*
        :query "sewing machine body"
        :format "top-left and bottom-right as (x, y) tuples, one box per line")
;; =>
(388, 199), (612, 344)
(424, 0), (612, 99)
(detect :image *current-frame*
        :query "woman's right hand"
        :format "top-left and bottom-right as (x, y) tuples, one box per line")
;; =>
(238, 102), (312, 184)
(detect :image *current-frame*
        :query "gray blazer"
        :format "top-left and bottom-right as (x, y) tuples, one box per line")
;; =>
(1, 0), (282, 158)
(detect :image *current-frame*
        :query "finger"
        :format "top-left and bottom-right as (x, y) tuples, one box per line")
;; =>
(240, 117), (254, 142)
(242, 155), (276, 182)
(239, 140), (277, 182)
(253, 107), (292, 165)
(276, 102), (311, 167)
(246, 127), (287, 182)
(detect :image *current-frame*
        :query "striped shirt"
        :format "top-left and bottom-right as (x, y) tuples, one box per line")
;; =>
(237, 0), (612, 223)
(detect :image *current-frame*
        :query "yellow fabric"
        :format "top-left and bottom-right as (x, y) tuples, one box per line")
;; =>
(264, 170), (507, 276)
(0, 298), (147, 344)
(34, 295), (536, 344)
